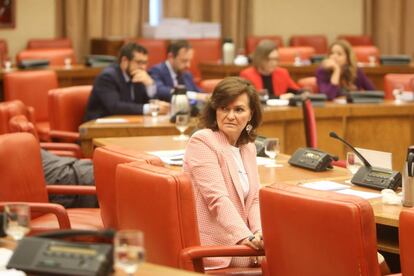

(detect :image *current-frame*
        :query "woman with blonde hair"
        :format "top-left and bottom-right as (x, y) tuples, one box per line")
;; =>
(316, 39), (375, 100)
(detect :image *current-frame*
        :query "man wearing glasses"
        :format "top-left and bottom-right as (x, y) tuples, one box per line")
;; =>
(84, 42), (169, 121)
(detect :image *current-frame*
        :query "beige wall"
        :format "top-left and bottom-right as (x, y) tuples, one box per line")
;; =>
(0, 0), (56, 63)
(252, 0), (363, 46)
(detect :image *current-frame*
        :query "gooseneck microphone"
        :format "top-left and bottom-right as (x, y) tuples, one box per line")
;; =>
(329, 131), (371, 168)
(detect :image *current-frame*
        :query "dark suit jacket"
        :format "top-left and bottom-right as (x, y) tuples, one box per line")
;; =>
(149, 62), (199, 102)
(84, 64), (150, 121)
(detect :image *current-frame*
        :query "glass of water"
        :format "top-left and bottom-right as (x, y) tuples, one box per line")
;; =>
(149, 99), (160, 117)
(346, 152), (362, 175)
(174, 113), (190, 141)
(264, 138), (280, 167)
(3, 203), (30, 241)
(114, 230), (145, 275)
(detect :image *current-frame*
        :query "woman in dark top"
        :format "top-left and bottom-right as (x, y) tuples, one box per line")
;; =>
(316, 39), (375, 100)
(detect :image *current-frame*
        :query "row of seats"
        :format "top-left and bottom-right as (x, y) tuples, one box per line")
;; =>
(2, 131), (414, 275)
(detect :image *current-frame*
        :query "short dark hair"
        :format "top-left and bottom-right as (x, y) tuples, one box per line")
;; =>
(199, 77), (263, 146)
(252, 39), (277, 68)
(118, 42), (148, 63)
(167, 40), (192, 57)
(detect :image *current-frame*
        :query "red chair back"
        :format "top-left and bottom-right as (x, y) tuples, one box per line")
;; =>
(352, 46), (380, 63)
(116, 162), (200, 268)
(383, 74), (414, 100)
(246, 35), (284, 55)
(188, 38), (222, 81)
(337, 35), (374, 46)
(302, 98), (317, 148)
(290, 35), (328, 54)
(260, 184), (381, 276)
(93, 146), (163, 228)
(16, 48), (77, 66)
(199, 78), (222, 93)
(0, 39), (9, 65)
(27, 38), (73, 49)
(400, 208), (414, 276)
(298, 77), (318, 93)
(0, 100), (35, 134)
(48, 85), (92, 132)
(278, 47), (315, 64)
(125, 38), (168, 68)
(8, 114), (39, 141)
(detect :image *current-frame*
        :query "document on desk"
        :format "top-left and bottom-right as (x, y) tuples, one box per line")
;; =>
(95, 118), (128, 124)
(148, 150), (185, 166)
(301, 181), (350, 191)
(336, 189), (382, 200)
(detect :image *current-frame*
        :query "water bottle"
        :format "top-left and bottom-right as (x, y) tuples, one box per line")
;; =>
(171, 85), (190, 116)
(222, 38), (235, 65)
(402, 146), (414, 207)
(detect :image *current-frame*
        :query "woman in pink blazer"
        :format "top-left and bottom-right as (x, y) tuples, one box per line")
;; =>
(183, 77), (264, 269)
(240, 39), (300, 99)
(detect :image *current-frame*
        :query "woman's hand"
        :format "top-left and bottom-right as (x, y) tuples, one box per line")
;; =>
(238, 232), (264, 250)
(322, 58), (340, 71)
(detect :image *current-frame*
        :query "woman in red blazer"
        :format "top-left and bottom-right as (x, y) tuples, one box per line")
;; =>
(183, 77), (264, 269)
(240, 39), (299, 99)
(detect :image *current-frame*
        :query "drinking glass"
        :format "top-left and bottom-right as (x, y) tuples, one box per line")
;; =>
(346, 152), (362, 175)
(174, 114), (190, 141)
(3, 203), (30, 241)
(264, 138), (280, 167)
(114, 230), (145, 275)
(149, 99), (159, 117)
(392, 83), (405, 103)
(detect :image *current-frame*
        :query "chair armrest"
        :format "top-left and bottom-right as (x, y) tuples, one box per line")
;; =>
(332, 159), (346, 168)
(49, 130), (80, 142)
(0, 202), (71, 229)
(40, 142), (82, 158)
(180, 245), (264, 273)
(46, 185), (96, 195)
(46, 150), (77, 158)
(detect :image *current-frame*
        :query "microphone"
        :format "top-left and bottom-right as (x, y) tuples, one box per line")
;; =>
(329, 131), (371, 168)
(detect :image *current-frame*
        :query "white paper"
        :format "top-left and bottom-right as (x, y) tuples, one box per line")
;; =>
(95, 118), (128, 124)
(256, 157), (282, 166)
(336, 189), (382, 200)
(301, 181), (350, 191)
(266, 99), (289, 106)
(355, 147), (392, 169)
(148, 150), (185, 166)
(0, 248), (12, 270)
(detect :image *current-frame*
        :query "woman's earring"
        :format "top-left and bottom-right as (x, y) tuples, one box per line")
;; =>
(246, 123), (253, 134)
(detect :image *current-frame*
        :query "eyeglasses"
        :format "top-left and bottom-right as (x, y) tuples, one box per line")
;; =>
(267, 57), (279, 62)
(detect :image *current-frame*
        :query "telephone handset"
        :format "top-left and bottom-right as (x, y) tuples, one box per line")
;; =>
(329, 132), (402, 190)
(288, 147), (336, 172)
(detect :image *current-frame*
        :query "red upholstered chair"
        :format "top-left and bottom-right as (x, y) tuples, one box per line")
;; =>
(399, 208), (414, 276)
(27, 38), (73, 49)
(290, 35), (328, 54)
(199, 78), (223, 93)
(278, 46), (315, 64)
(259, 183), (381, 276)
(298, 77), (318, 93)
(0, 133), (103, 235)
(93, 145), (163, 229)
(383, 74), (414, 100)
(3, 70), (58, 141)
(246, 35), (284, 55)
(337, 35), (374, 46)
(0, 39), (9, 65)
(48, 85), (92, 142)
(115, 161), (263, 274)
(188, 38), (222, 82)
(16, 48), (77, 66)
(125, 38), (168, 68)
(352, 46), (380, 64)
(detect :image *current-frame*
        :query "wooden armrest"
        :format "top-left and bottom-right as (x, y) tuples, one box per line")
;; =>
(0, 202), (71, 229)
(46, 185), (96, 195)
(180, 245), (264, 273)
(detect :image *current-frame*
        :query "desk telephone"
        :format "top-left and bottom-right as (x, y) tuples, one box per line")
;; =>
(288, 147), (336, 172)
(7, 230), (114, 276)
(329, 132), (401, 190)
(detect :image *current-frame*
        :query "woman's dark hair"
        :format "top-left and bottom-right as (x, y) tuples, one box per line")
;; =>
(199, 77), (263, 146)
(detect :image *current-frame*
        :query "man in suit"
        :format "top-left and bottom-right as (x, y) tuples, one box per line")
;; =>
(149, 40), (201, 102)
(84, 42), (170, 121)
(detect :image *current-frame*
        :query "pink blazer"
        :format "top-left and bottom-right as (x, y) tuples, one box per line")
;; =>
(183, 129), (262, 269)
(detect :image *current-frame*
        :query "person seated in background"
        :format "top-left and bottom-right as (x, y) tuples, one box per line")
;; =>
(84, 42), (169, 121)
(149, 40), (202, 102)
(316, 39), (375, 100)
(240, 39), (300, 100)
(184, 77), (264, 269)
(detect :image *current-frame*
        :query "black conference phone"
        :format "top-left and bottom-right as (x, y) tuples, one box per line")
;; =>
(7, 230), (114, 276)
(329, 132), (402, 190)
(288, 147), (336, 172)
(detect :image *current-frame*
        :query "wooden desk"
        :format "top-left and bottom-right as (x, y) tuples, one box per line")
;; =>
(199, 62), (414, 91)
(81, 101), (414, 171)
(93, 135), (404, 254)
